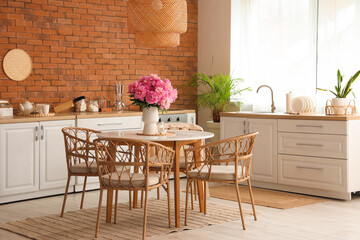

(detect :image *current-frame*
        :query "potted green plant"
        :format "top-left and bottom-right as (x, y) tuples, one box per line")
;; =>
(317, 69), (360, 114)
(188, 73), (250, 141)
(189, 73), (250, 122)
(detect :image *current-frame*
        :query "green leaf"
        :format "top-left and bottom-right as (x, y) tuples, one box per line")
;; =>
(318, 69), (360, 98)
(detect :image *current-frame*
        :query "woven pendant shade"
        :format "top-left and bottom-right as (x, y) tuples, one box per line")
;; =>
(127, 0), (187, 47)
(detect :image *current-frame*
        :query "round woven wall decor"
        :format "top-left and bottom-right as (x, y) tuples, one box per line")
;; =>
(3, 49), (32, 81)
(127, 0), (187, 47)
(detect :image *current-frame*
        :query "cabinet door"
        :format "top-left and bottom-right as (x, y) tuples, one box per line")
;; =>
(220, 117), (247, 140)
(39, 120), (75, 190)
(248, 118), (278, 183)
(0, 122), (39, 196)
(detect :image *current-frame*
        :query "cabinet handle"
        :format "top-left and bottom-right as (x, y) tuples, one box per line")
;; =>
(41, 125), (44, 140)
(35, 126), (38, 141)
(295, 124), (324, 128)
(97, 123), (123, 126)
(296, 143), (324, 147)
(296, 166), (324, 171)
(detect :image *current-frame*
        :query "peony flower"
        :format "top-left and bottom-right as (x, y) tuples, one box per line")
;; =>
(160, 98), (171, 110)
(134, 85), (147, 101)
(145, 91), (159, 104)
(169, 88), (178, 102)
(128, 81), (138, 94)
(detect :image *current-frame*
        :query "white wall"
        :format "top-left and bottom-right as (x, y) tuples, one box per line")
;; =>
(197, 0), (231, 128)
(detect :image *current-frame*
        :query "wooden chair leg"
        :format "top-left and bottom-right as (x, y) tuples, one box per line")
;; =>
(247, 179), (257, 221)
(142, 189), (149, 240)
(190, 181), (194, 210)
(235, 183), (246, 230)
(184, 180), (191, 226)
(60, 175), (71, 217)
(157, 187), (160, 200)
(166, 182), (171, 228)
(193, 181), (197, 201)
(141, 190), (144, 208)
(204, 181), (207, 215)
(80, 176), (87, 209)
(95, 188), (104, 238)
(114, 190), (118, 224)
(129, 190), (132, 210)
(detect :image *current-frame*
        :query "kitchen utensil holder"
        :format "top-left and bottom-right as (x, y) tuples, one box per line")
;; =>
(325, 99), (356, 115)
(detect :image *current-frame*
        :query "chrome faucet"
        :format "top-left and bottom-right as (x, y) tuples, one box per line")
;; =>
(256, 85), (276, 113)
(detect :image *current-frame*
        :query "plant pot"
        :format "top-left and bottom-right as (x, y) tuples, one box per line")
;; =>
(142, 107), (159, 135)
(331, 98), (349, 115)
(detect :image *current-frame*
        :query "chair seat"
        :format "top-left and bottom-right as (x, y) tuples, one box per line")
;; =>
(70, 162), (128, 175)
(179, 156), (186, 169)
(102, 172), (160, 187)
(189, 165), (245, 181)
(70, 161), (98, 174)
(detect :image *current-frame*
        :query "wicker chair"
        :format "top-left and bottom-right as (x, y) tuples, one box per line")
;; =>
(93, 138), (175, 239)
(150, 122), (203, 209)
(183, 132), (259, 230)
(61, 127), (101, 217)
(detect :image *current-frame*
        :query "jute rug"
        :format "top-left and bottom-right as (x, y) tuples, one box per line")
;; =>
(209, 185), (326, 209)
(0, 198), (250, 240)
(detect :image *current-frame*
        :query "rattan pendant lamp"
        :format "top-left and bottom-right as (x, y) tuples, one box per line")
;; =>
(127, 0), (187, 47)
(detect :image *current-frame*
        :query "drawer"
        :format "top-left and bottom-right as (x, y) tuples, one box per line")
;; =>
(77, 116), (142, 131)
(278, 119), (347, 135)
(278, 132), (347, 159)
(278, 154), (347, 192)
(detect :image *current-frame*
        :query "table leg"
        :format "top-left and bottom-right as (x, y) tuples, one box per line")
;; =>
(194, 139), (205, 213)
(133, 145), (140, 208)
(174, 141), (181, 228)
(106, 189), (113, 223)
(105, 142), (117, 223)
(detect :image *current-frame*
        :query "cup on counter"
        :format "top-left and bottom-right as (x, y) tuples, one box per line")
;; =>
(36, 104), (50, 114)
(42, 104), (50, 114)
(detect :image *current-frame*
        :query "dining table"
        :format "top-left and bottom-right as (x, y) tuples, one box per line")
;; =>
(97, 129), (214, 228)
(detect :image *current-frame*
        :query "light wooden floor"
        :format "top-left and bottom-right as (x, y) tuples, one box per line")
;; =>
(1, 179), (360, 240)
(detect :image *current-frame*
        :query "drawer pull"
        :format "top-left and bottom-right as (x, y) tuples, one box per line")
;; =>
(97, 123), (123, 126)
(295, 124), (324, 128)
(296, 166), (324, 171)
(296, 143), (324, 147)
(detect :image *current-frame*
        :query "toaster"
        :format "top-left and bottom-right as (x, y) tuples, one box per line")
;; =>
(0, 100), (13, 117)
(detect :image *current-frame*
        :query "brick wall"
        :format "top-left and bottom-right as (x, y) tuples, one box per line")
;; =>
(0, 0), (197, 111)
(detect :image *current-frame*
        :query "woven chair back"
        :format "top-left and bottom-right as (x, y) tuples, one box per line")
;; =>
(184, 132), (259, 182)
(62, 127), (101, 175)
(94, 138), (175, 191)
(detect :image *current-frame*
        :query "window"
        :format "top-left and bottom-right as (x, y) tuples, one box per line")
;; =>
(231, 0), (360, 112)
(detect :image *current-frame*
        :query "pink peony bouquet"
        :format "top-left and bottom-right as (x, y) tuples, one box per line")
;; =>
(128, 74), (178, 111)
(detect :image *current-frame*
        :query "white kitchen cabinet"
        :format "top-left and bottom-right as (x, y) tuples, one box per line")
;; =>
(0, 122), (39, 196)
(220, 117), (246, 139)
(220, 117), (278, 183)
(248, 119), (278, 183)
(39, 120), (75, 190)
(0, 120), (75, 203)
(221, 114), (360, 200)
